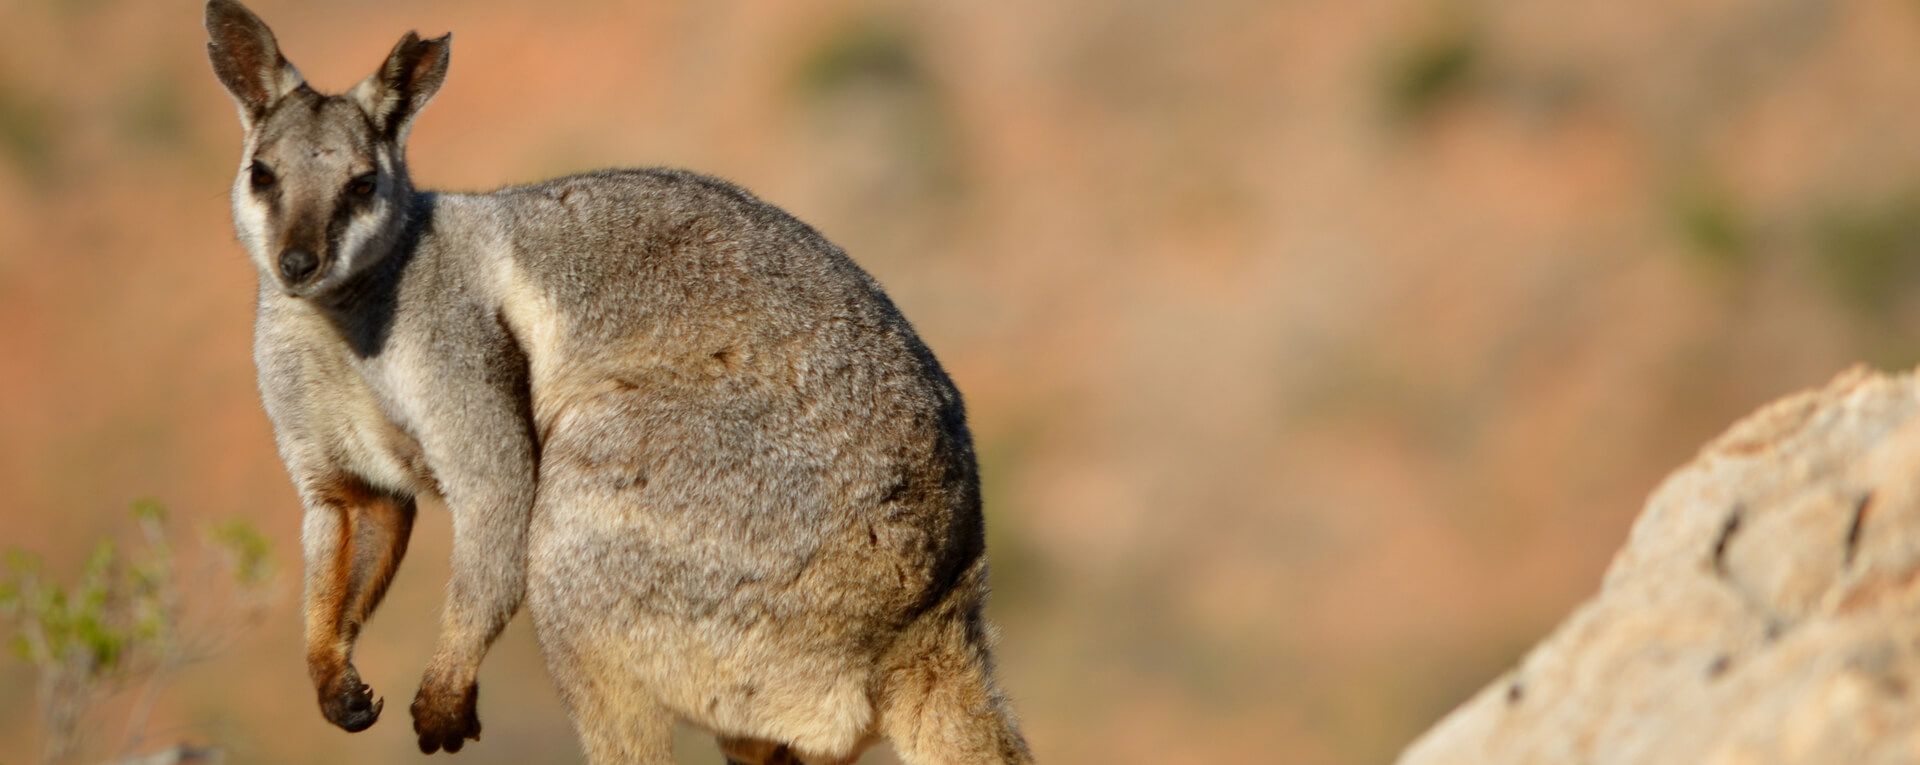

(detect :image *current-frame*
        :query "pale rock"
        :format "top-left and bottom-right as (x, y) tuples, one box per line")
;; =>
(1400, 367), (1920, 765)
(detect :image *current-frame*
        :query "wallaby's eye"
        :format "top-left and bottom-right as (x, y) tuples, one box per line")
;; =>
(348, 174), (378, 198)
(249, 163), (275, 190)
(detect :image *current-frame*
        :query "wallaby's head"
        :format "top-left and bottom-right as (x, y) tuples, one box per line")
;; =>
(205, 0), (449, 298)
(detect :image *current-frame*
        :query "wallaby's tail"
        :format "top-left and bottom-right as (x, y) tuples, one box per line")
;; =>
(875, 559), (1034, 765)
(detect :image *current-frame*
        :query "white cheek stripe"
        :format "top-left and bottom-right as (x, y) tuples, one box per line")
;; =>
(334, 145), (397, 276)
(335, 200), (390, 275)
(231, 132), (275, 270)
(232, 183), (274, 268)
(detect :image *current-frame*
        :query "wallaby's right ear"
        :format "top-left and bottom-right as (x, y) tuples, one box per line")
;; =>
(205, 0), (304, 126)
(351, 31), (451, 143)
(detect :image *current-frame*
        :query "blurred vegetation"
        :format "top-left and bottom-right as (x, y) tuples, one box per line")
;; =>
(1380, 17), (1482, 125)
(1811, 187), (1920, 321)
(0, 80), (56, 182)
(1667, 178), (1751, 272)
(0, 500), (275, 765)
(792, 16), (925, 101)
(978, 422), (1049, 615)
(1807, 193), (1920, 368)
(115, 74), (191, 153)
(791, 13), (964, 202)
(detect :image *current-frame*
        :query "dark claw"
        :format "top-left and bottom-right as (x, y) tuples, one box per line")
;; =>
(321, 675), (383, 732)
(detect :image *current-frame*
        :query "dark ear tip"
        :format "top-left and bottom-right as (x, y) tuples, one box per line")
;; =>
(205, 0), (267, 37)
(402, 31), (451, 52)
(402, 31), (451, 62)
(399, 30), (451, 46)
(205, 0), (242, 22)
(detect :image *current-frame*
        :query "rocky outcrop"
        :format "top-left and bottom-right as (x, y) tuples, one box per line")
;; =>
(1400, 367), (1920, 765)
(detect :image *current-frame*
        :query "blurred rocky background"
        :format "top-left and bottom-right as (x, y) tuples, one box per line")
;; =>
(5, 0), (1920, 762)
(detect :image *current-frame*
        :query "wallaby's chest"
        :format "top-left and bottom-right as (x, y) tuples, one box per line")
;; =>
(304, 348), (440, 498)
(258, 269), (531, 501)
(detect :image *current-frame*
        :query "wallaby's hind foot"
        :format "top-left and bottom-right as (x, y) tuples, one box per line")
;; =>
(718, 737), (802, 765)
(719, 736), (870, 765)
(719, 737), (794, 765)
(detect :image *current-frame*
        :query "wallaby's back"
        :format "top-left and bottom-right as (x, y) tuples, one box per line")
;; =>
(492, 166), (977, 605)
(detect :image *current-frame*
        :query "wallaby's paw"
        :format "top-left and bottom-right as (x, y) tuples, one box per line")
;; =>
(318, 668), (384, 733)
(411, 678), (481, 754)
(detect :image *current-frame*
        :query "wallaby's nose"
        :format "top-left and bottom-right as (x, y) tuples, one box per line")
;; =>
(279, 248), (319, 284)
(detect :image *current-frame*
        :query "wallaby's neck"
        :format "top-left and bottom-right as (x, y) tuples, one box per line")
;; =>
(305, 189), (438, 359)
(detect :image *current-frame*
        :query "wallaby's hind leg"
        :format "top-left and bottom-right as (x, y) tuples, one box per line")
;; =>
(535, 620), (675, 765)
(532, 607), (673, 761)
(549, 671), (675, 765)
(878, 647), (1031, 764)
(877, 571), (1033, 764)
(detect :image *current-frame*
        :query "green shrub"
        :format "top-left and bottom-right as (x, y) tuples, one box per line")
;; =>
(0, 501), (275, 765)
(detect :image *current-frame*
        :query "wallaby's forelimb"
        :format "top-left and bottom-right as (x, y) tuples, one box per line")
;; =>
(409, 420), (537, 754)
(300, 475), (415, 733)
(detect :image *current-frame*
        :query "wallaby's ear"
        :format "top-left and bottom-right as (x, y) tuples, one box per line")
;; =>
(205, 0), (304, 126)
(351, 31), (451, 142)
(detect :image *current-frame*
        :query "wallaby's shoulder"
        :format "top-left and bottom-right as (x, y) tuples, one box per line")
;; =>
(490, 166), (766, 211)
(463, 166), (877, 320)
(478, 166), (833, 254)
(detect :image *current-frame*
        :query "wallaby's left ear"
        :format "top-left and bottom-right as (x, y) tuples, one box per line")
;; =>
(352, 31), (452, 142)
(205, 0), (305, 126)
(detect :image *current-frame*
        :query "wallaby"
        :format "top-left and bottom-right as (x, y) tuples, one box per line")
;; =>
(203, 2), (1033, 763)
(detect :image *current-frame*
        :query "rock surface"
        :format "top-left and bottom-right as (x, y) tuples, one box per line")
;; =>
(1399, 367), (1920, 765)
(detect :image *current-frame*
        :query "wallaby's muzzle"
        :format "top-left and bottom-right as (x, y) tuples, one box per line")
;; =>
(273, 204), (332, 292)
(279, 248), (319, 284)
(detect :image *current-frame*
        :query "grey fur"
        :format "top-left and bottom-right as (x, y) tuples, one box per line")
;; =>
(204, 1), (1031, 762)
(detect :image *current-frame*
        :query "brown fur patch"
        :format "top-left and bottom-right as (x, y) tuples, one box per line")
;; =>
(302, 473), (416, 732)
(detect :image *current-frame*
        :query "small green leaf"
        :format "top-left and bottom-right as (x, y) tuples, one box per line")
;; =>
(87, 539), (114, 564)
(3, 549), (39, 575)
(135, 611), (164, 641)
(210, 519), (273, 586)
(75, 615), (124, 673)
(130, 497), (168, 524)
